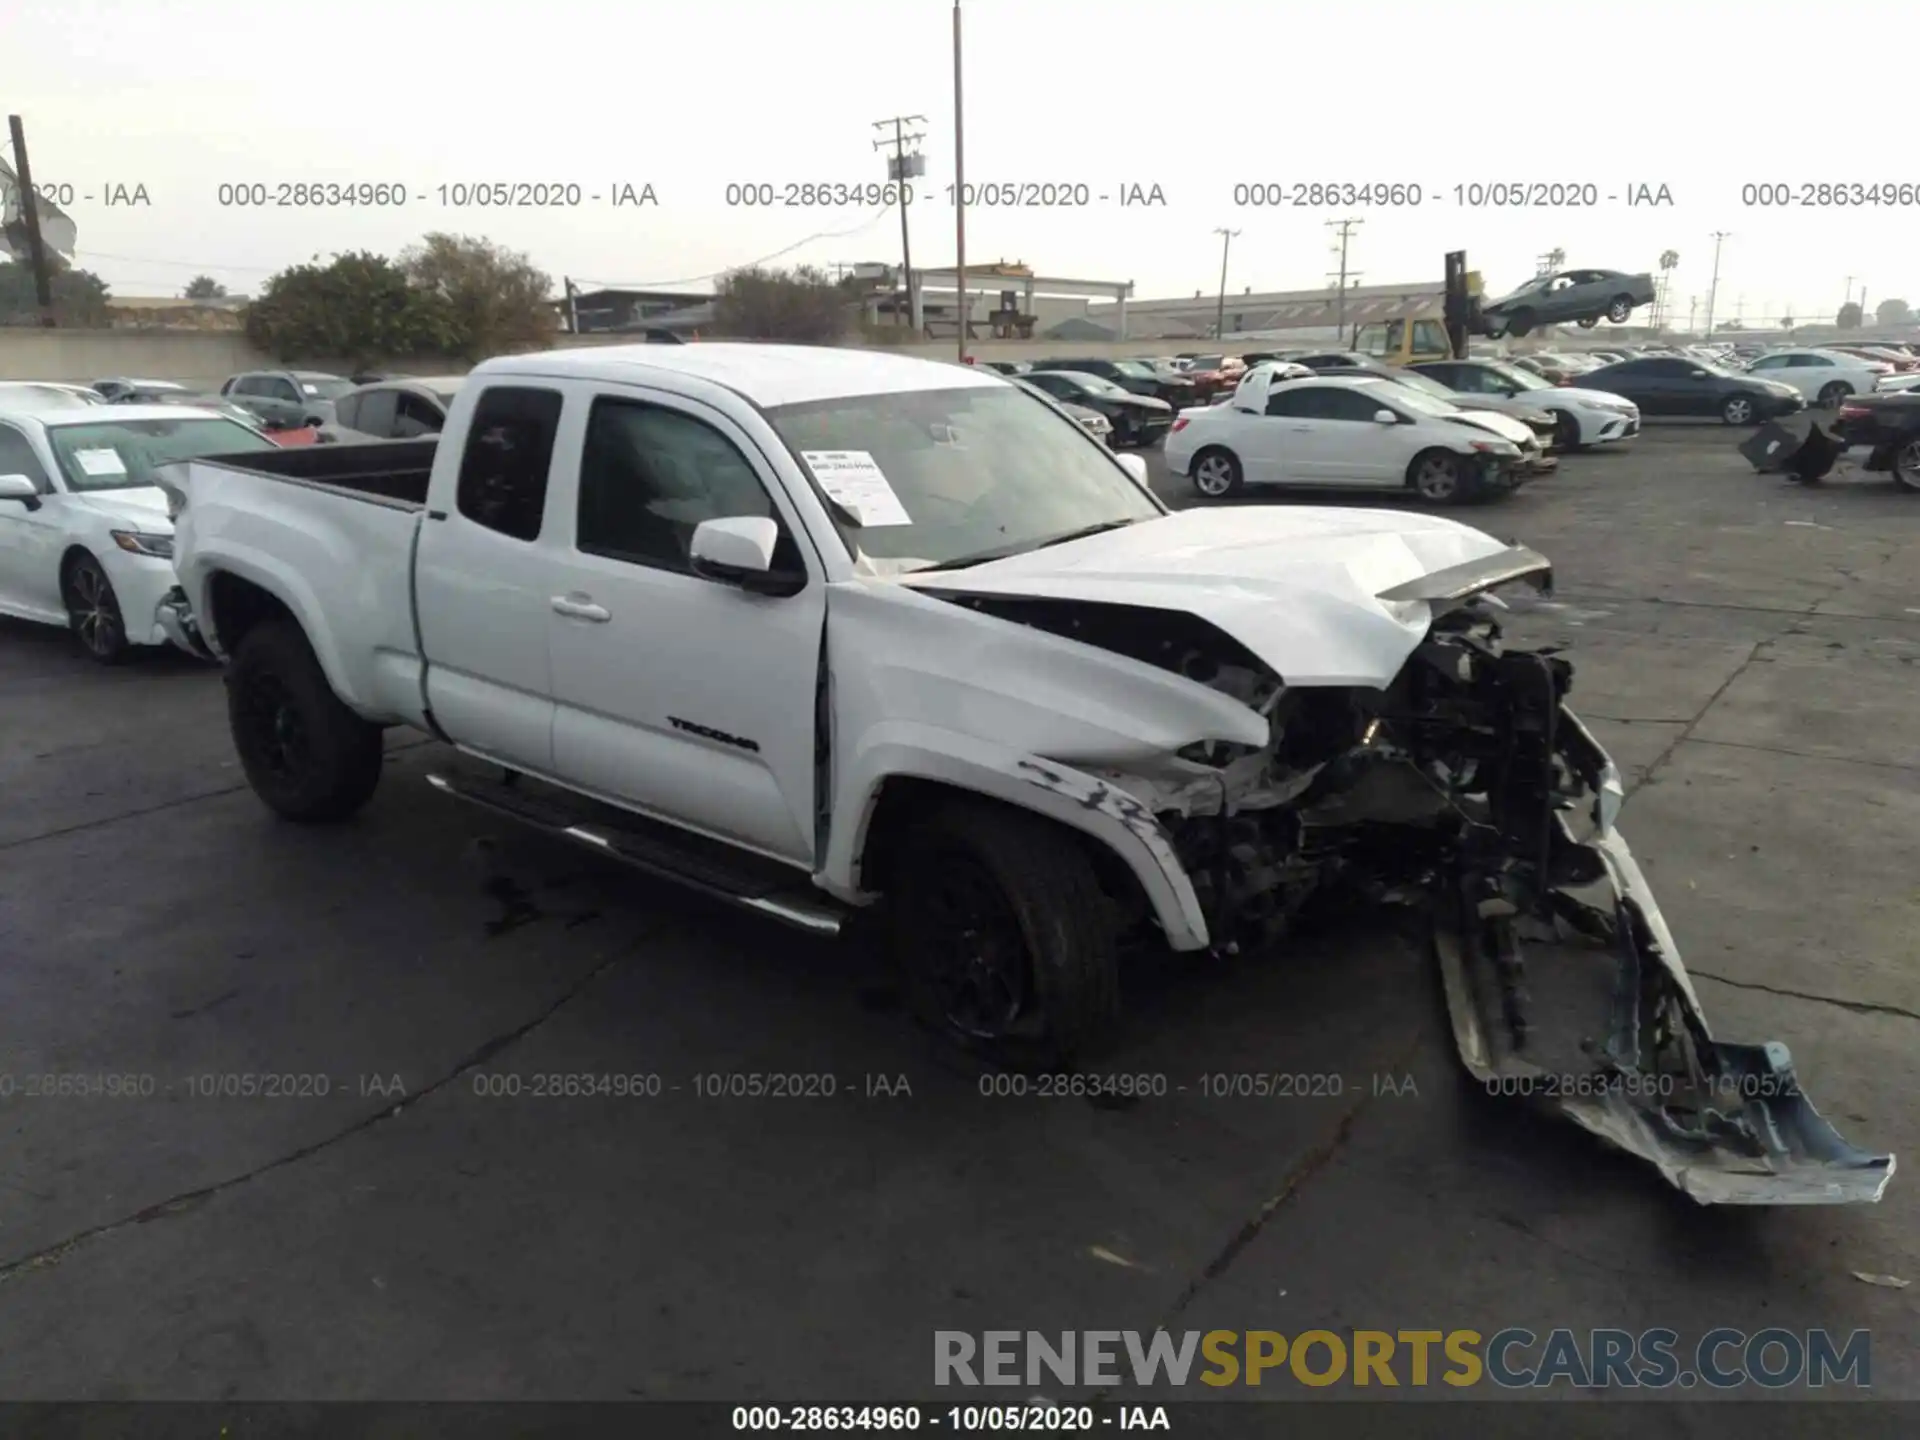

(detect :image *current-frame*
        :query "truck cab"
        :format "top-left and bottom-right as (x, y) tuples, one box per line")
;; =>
(1351, 317), (1455, 366)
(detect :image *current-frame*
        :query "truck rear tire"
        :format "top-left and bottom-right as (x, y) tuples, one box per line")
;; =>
(888, 798), (1119, 1070)
(227, 619), (384, 822)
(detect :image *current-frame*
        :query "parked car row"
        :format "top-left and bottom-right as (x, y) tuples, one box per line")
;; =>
(1162, 365), (1584, 506)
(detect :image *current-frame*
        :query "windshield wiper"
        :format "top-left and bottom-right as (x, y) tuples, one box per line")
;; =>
(915, 518), (1141, 573)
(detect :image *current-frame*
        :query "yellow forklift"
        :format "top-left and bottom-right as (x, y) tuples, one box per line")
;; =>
(1348, 252), (1486, 364)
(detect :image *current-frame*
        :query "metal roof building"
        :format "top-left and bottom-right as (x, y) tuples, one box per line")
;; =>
(1086, 281), (1447, 341)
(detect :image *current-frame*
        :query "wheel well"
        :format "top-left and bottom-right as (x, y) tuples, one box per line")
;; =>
(206, 571), (296, 654)
(57, 545), (97, 599)
(854, 776), (1152, 921)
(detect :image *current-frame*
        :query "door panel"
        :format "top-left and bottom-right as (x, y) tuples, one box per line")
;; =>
(0, 425), (64, 618)
(546, 389), (824, 864)
(413, 383), (568, 769)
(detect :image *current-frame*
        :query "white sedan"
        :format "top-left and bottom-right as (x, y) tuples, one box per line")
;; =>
(1408, 358), (1640, 450)
(0, 404), (281, 662)
(1743, 348), (1888, 406)
(1164, 369), (1529, 505)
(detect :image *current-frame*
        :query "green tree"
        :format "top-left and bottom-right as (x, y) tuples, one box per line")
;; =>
(244, 250), (452, 366)
(1837, 301), (1863, 330)
(712, 265), (847, 342)
(399, 232), (557, 361)
(183, 274), (227, 300)
(1874, 297), (1911, 327)
(0, 257), (110, 326)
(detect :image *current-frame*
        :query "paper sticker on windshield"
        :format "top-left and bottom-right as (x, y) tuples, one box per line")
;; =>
(73, 448), (128, 476)
(801, 450), (912, 527)
(301, 383), (320, 395)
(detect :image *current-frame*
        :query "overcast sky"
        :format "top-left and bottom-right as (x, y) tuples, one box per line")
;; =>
(12, 0), (1915, 323)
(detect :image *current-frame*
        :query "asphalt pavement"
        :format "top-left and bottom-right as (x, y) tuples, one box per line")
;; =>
(2, 425), (1918, 1409)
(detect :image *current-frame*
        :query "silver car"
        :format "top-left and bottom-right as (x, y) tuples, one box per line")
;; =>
(319, 376), (466, 444)
(1479, 268), (1656, 338)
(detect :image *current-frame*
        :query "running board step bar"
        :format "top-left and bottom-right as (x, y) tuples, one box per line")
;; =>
(424, 770), (845, 937)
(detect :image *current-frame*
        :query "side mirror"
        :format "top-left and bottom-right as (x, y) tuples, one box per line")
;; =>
(1374, 409), (1399, 424)
(689, 516), (804, 597)
(1114, 452), (1149, 486)
(0, 473), (42, 510)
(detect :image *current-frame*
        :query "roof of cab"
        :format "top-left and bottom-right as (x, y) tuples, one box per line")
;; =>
(474, 342), (1003, 409)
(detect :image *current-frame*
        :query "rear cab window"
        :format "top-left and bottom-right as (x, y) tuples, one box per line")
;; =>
(455, 387), (563, 540)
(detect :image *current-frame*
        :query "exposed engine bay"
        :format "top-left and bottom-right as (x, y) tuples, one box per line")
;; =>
(947, 589), (1895, 1207)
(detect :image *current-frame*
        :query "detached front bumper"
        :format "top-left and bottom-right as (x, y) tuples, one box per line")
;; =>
(155, 586), (216, 661)
(1434, 709), (1894, 1206)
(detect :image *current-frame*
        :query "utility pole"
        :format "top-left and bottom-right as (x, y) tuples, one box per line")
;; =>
(1703, 232), (1730, 339)
(1687, 296), (1699, 333)
(1326, 218), (1362, 341)
(1842, 275), (1855, 323)
(873, 115), (927, 331)
(563, 277), (580, 334)
(1212, 228), (1240, 340)
(6, 115), (56, 327)
(951, 0), (968, 362)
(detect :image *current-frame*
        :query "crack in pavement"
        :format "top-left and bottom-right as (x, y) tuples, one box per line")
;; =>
(1624, 545), (1907, 798)
(1160, 1025), (1424, 1322)
(0, 926), (651, 1287)
(1690, 970), (1920, 1026)
(1686, 737), (1920, 775)
(0, 740), (439, 853)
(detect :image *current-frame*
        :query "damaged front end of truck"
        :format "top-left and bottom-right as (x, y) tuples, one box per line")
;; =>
(985, 548), (1894, 1207)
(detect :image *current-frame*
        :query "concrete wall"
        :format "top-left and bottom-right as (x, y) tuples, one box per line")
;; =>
(0, 325), (1235, 388)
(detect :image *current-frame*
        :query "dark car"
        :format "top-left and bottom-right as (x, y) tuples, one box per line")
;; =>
(1835, 393), (1920, 491)
(1022, 370), (1173, 447)
(1576, 356), (1803, 426)
(1042, 357), (1197, 411)
(1479, 268), (1657, 338)
(1010, 376), (1114, 445)
(982, 361), (1031, 376)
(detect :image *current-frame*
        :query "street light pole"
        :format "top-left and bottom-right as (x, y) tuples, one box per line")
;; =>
(952, 0), (967, 363)
(1212, 228), (1239, 341)
(1703, 232), (1730, 339)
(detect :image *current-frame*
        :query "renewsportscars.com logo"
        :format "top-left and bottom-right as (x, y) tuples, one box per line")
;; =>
(934, 1329), (1872, 1390)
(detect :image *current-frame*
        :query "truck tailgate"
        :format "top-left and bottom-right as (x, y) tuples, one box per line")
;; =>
(166, 457), (428, 721)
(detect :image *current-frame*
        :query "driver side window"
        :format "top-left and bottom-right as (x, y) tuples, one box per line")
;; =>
(576, 397), (797, 578)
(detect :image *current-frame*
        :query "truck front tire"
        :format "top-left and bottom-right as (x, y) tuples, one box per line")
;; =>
(888, 799), (1120, 1070)
(227, 619), (384, 822)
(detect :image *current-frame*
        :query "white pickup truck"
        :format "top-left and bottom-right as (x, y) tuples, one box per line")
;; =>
(158, 343), (1889, 1205)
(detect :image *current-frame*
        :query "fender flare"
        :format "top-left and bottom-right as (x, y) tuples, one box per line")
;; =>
(189, 548), (368, 712)
(822, 722), (1211, 952)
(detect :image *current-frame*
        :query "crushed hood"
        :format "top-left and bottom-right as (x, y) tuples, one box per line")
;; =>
(904, 506), (1548, 689)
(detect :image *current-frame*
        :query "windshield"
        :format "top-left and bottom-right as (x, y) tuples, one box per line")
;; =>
(1188, 356), (1224, 368)
(1111, 361), (1157, 378)
(1385, 370), (1455, 400)
(1486, 362), (1553, 391)
(301, 378), (356, 401)
(1375, 383), (1460, 417)
(46, 416), (276, 492)
(766, 385), (1162, 573)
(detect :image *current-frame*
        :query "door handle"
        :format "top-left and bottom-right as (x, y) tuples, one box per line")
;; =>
(551, 595), (610, 622)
